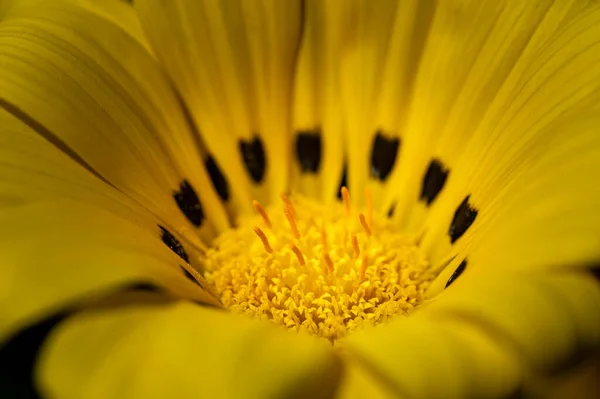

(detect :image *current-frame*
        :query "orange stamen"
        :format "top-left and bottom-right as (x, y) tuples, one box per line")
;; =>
(365, 187), (373, 228)
(360, 254), (368, 280)
(252, 200), (271, 228)
(320, 225), (328, 248)
(341, 186), (351, 216)
(323, 251), (334, 272)
(359, 213), (372, 237)
(351, 234), (360, 259)
(290, 243), (305, 266)
(284, 206), (300, 238)
(253, 227), (273, 253)
(280, 192), (296, 218)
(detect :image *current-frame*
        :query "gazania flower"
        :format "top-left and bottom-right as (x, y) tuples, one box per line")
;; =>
(1, 0), (599, 397)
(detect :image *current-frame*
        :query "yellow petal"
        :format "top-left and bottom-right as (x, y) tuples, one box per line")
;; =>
(384, 0), (566, 227)
(0, 108), (220, 338)
(421, 270), (600, 375)
(466, 119), (600, 272)
(0, 107), (146, 218)
(0, 0), (229, 243)
(37, 302), (341, 399)
(0, 197), (222, 343)
(71, 0), (154, 56)
(0, 105), (210, 268)
(291, 0), (347, 202)
(339, 0), (411, 208)
(136, 0), (302, 210)
(0, 93), (218, 338)
(335, 355), (404, 399)
(389, 0), (600, 270)
(342, 315), (523, 398)
(292, 0), (428, 208)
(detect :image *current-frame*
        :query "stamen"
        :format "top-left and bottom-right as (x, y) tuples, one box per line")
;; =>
(290, 243), (305, 266)
(365, 187), (373, 227)
(359, 254), (368, 280)
(280, 192), (296, 218)
(351, 234), (360, 259)
(359, 213), (372, 237)
(322, 250), (334, 272)
(253, 227), (273, 253)
(252, 200), (271, 228)
(341, 186), (351, 216)
(320, 225), (327, 248)
(284, 206), (300, 238)
(204, 194), (433, 342)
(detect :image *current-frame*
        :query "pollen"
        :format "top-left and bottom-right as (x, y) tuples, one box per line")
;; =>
(203, 189), (434, 341)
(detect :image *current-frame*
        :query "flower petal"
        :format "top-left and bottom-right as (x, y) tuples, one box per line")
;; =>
(423, 270), (600, 376)
(69, 0), (154, 55)
(291, 0), (347, 201)
(345, 270), (600, 397)
(36, 301), (341, 399)
(466, 125), (600, 272)
(397, 1), (600, 270)
(384, 0), (569, 227)
(0, 198), (222, 343)
(0, 107), (145, 215)
(136, 0), (302, 210)
(0, 108), (221, 341)
(342, 315), (523, 398)
(0, 0), (229, 242)
(341, 0), (420, 208)
(335, 356), (403, 399)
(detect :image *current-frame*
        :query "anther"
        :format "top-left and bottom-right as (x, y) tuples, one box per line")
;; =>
(408, 271), (420, 281)
(359, 254), (369, 280)
(252, 200), (271, 228)
(351, 234), (360, 259)
(341, 186), (351, 216)
(320, 225), (328, 248)
(253, 227), (273, 253)
(284, 206), (300, 238)
(323, 251), (334, 272)
(359, 213), (372, 237)
(290, 243), (305, 266)
(280, 192), (296, 218)
(204, 193), (434, 341)
(365, 187), (373, 227)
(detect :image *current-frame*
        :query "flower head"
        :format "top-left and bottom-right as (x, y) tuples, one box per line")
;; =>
(0, 0), (599, 398)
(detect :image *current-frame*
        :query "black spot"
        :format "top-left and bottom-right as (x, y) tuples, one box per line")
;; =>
(421, 159), (449, 205)
(370, 131), (400, 181)
(205, 156), (229, 201)
(128, 283), (160, 293)
(0, 313), (67, 399)
(589, 267), (600, 282)
(239, 136), (266, 183)
(180, 265), (203, 288)
(336, 164), (348, 200)
(295, 130), (322, 173)
(445, 259), (467, 288)
(449, 195), (478, 244)
(159, 225), (189, 263)
(387, 203), (396, 218)
(173, 180), (205, 227)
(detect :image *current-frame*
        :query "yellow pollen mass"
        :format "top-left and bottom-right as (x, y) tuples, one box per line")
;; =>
(203, 191), (434, 341)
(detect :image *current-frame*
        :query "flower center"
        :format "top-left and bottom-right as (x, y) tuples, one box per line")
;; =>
(203, 189), (434, 341)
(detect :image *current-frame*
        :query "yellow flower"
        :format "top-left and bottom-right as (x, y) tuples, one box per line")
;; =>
(0, 0), (599, 398)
